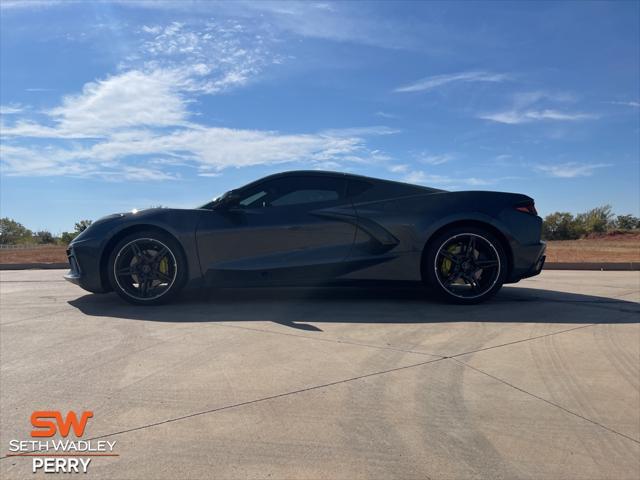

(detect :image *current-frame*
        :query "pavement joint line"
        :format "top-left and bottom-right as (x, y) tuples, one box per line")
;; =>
(0, 280), (68, 283)
(449, 323), (598, 359)
(452, 311), (640, 361)
(194, 300), (635, 360)
(204, 321), (444, 359)
(451, 357), (640, 446)
(536, 299), (639, 314)
(0, 356), (447, 460)
(0, 307), (73, 327)
(500, 297), (639, 314)
(86, 299), (446, 359)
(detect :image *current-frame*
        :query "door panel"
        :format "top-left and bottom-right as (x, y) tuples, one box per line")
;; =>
(196, 176), (357, 285)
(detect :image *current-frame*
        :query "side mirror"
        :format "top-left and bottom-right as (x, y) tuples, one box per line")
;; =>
(220, 192), (242, 209)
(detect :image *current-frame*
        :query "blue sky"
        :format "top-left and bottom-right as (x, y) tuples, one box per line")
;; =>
(1, 0), (638, 233)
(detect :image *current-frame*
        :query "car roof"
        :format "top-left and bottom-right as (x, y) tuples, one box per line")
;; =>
(253, 170), (444, 192)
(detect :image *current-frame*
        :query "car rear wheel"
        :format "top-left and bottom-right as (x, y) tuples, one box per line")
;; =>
(107, 231), (186, 305)
(425, 226), (507, 304)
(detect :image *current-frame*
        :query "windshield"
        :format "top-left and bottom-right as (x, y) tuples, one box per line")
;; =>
(199, 191), (231, 210)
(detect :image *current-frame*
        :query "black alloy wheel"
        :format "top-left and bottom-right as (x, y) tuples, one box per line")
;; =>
(108, 231), (186, 305)
(425, 227), (507, 304)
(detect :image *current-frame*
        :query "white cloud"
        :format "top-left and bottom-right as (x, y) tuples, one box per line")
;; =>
(311, 160), (343, 170)
(395, 71), (508, 93)
(0, 144), (95, 177)
(403, 170), (491, 187)
(119, 166), (179, 181)
(480, 90), (596, 125)
(480, 109), (597, 124)
(1, 122), (87, 139)
(129, 21), (280, 94)
(388, 164), (409, 173)
(535, 162), (611, 178)
(3, 69), (192, 138)
(511, 91), (576, 108)
(608, 101), (640, 108)
(1, 125), (391, 180)
(226, 1), (421, 50)
(60, 69), (190, 135)
(0, 0), (64, 9)
(0, 104), (24, 115)
(319, 126), (399, 137)
(375, 111), (399, 119)
(141, 25), (162, 35)
(416, 152), (455, 165)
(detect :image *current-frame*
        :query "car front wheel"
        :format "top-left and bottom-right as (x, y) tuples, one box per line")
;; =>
(107, 231), (186, 305)
(425, 226), (507, 304)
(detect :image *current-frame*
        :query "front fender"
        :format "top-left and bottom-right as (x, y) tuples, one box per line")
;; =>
(69, 209), (205, 292)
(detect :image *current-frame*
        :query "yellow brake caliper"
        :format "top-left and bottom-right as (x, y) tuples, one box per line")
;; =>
(440, 245), (458, 275)
(159, 256), (169, 276)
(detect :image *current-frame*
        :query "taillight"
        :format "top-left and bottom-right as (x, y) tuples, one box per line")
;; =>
(515, 201), (537, 216)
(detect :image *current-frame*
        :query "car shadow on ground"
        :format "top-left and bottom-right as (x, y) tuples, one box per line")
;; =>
(68, 283), (639, 332)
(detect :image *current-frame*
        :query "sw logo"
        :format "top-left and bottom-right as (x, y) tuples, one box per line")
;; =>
(31, 411), (94, 438)
(31, 411), (94, 474)
(7, 410), (117, 474)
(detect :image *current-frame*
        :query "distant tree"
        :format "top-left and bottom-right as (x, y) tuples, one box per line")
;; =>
(60, 231), (77, 244)
(575, 205), (614, 234)
(35, 230), (55, 244)
(615, 214), (640, 230)
(59, 219), (93, 244)
(74, 219), (93, 233)
(542, 212), (583, 240)
(0, 217), (33, 245)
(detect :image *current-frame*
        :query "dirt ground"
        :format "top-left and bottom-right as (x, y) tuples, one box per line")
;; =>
(0, 233), (639, 264)
(545, 232), (640, 263)
(0, 245), (68, 264)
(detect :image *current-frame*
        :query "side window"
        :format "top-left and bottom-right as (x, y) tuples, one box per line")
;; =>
(271, 189), (338, 206)
(239, 190), (268, 207)
(238, 176), (346, 209)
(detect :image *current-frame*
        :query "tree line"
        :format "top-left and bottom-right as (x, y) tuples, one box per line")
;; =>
(1, 205), (638, 245)
(542, 205), (639, 240)
(0, 218), (93, 245)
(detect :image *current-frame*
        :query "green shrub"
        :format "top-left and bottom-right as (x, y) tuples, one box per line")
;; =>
(35, 230), (56, 244)
(0, 218), (33, 245)
(615, 214), (640, 230)
(541, 212), (583, 240)
(574, 205), (614, 234)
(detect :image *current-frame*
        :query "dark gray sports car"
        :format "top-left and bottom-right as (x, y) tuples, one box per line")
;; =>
(65, 170), (546, 305)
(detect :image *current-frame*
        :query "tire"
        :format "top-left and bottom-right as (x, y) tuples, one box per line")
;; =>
(424, 226), (507, 304)
(107, 230), (187, 305)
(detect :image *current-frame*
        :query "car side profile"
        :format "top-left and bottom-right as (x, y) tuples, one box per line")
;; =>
(65, 170), (546, 305)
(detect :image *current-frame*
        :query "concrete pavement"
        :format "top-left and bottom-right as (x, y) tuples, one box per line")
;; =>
(1, 270), (638, 479)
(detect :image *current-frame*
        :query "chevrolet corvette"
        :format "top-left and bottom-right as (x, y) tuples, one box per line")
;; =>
(65, 170), (546, 305)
